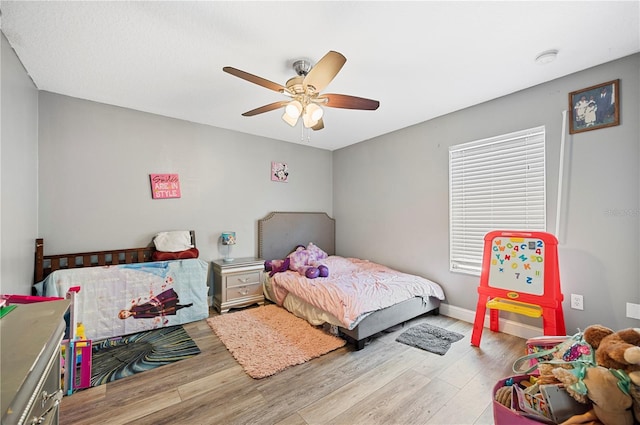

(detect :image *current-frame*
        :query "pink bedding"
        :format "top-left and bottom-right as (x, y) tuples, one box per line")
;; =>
(269, 256), (445, 330)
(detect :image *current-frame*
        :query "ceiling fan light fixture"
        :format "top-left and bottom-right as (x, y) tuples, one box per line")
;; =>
(303, 115), (318, 128)
(285, 100), (302, 118)
(282, 111), (299, 127)
(306, 103), (324, 121)
(302, 105), (323, 128)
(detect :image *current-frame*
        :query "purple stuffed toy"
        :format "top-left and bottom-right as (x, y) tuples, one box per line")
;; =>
(287, 243), (330, 279)
(265, 257), (290, 277)
(266, 243), (331, 280)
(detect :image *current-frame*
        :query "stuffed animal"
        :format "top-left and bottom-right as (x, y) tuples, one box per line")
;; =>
(583, 325), (640, 385)
(286, 243), (329, 279)
(265, 243), (330, 279)
(536, 362), (571, 385)
(553, 365), (635, 425)
(264, 257), (290, 277)
(494, 385), (512, 407)
(583, 325), (640, 422)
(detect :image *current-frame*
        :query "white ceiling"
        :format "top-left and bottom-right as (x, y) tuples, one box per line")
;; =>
(1, 1), (639, 151)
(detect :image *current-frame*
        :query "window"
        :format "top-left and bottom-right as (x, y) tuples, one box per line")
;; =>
(449, 126), (546, 275)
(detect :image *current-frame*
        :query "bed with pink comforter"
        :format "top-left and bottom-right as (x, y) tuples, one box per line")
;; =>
(258, 211), (445, 350)
(269, 256), (445, 331)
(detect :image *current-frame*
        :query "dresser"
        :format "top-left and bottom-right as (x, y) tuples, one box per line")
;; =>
(1, 299), (70, 425)
(212, 258), (265, 313)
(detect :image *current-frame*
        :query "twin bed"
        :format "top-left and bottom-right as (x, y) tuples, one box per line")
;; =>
(33, 213), (444, 351)
(34, 231), (210, 342)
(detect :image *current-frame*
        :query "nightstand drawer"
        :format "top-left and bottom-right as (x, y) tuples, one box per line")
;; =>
(226, 282), (262, 300)
(226, 271), (261, 288)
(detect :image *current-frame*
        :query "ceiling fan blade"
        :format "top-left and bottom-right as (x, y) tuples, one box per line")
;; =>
(320, 93), (380, 110)
(242, 101), (289, 117)
(223, 67), (287, 93)
(303, 51), (346, 92)
(311, 118), (324, 131)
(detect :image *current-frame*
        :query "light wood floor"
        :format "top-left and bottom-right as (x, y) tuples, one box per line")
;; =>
(60, 307), (525, 425)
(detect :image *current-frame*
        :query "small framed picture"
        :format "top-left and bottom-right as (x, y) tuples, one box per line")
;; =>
(569, 79), (619, 134)
(271, 161), (288, 182)
(149, 173), (181, 199)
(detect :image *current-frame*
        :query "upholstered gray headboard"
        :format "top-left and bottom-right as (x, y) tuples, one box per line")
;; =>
(258, 212), (335, 261)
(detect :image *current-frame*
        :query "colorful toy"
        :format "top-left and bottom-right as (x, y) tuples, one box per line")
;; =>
(494, 385), (512, 408)
(583, 325), (640, 385)
(305, 267), (320, 279)
(552, 365), (634, 425)
(265, 243), (330, 279)
(61, 287), (92, 394)
(318, 264), (329, 277)
(288, 243), (329, 279)
(471, 231), (565, 347)
(60, 323), (87, 360)
(583, 325), (640, 423)
(264, 257), (290, 277)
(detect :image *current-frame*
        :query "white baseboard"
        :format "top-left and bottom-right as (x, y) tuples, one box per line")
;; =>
(439, 302), (543, 340)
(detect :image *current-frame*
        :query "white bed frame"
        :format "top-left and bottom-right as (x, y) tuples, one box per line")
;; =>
(258, 211), (441, 350)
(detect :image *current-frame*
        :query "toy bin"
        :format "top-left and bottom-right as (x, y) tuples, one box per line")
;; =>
(492, 375), (547, 425)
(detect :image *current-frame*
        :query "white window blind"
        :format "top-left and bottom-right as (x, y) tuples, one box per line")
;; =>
(449, 126), (546, 275)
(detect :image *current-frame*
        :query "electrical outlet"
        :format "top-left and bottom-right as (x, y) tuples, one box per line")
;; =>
(627, 302), (640, 320)
(571, 294), (584, 310)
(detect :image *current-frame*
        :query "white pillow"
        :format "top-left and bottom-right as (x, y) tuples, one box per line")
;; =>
(153, 231), (193, 252)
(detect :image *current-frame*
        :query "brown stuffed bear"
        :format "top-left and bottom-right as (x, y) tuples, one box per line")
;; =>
(583, 325), (640, 383)
(553, 365), (634, 425)
(583, 325), (640, 423)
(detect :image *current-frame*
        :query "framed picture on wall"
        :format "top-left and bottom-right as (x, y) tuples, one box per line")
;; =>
(149, 174), (181, 199)
(569, 79), (619, 134)
(271, 161), (289, 182)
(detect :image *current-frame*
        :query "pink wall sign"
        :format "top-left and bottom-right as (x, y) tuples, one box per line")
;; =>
(150, 174), (181, 199)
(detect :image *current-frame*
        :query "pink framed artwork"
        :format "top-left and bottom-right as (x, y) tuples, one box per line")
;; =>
(271, 162), (289, 182)
(149, 174), (181, 199)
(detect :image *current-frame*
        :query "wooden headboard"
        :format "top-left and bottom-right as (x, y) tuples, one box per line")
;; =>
(258, 212), (335, 261)
(35, 230), (196, 283)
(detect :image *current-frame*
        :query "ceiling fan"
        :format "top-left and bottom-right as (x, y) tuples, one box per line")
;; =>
(223, 51), (380, 131)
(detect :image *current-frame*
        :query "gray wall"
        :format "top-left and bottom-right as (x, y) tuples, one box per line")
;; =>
(3, 26), (639, 336)
(334, 53), (640, 333)
(2, 34), (333, 296)
(37, 92), (333, 266)
(1, 34), (39, 295)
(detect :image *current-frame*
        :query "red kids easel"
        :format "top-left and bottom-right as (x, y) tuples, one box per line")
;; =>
(470, 230), (565, 347)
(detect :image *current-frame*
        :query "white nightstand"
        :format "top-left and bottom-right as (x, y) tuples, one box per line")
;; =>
(212, 257), (265, 313)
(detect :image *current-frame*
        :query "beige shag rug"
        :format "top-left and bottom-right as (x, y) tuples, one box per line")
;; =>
(207, 304), (346, 379)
